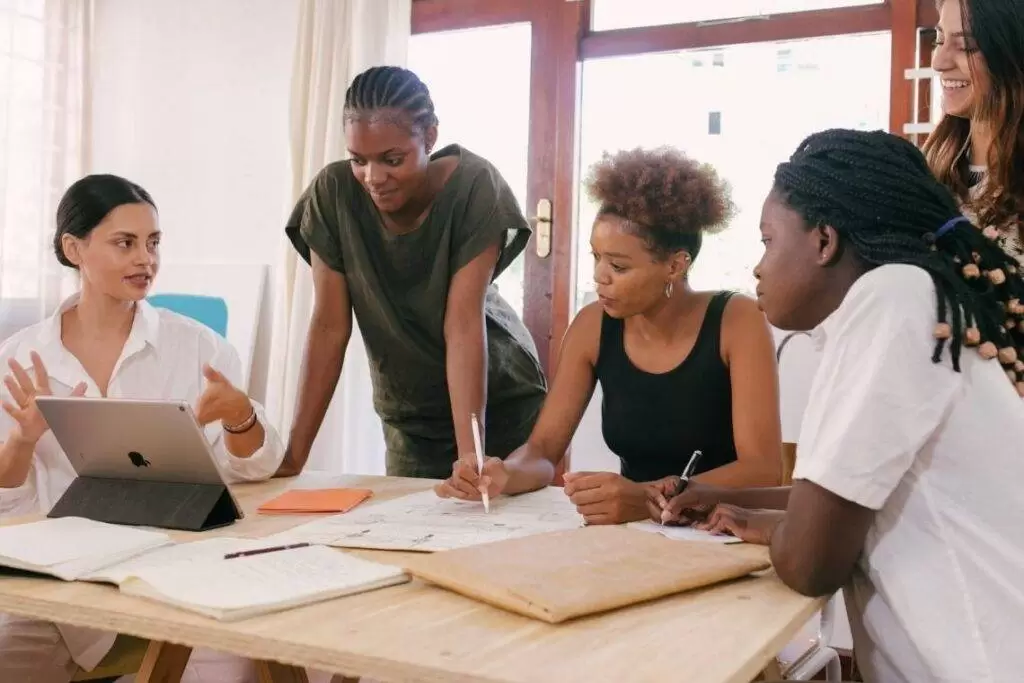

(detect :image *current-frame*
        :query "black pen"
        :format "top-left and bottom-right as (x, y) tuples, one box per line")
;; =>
(661, 450), (703, 525)
(223, 542), (310, 560)
(675, 449), (703, 496)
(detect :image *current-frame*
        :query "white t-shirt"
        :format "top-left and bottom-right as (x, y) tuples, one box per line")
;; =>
(793, 264), (1024, 683)
(0, 294), (285, 668)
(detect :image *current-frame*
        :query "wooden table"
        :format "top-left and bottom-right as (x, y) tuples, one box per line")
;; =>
(0, 475), (822, 683)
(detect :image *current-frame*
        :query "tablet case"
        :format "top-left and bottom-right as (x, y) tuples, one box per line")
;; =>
(48, 477), (239, 532)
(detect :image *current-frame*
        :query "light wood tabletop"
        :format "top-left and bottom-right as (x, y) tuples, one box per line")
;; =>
(0, 474), (822, 683)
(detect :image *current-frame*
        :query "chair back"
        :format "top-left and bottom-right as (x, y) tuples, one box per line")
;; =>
(148, 293), (229, 337)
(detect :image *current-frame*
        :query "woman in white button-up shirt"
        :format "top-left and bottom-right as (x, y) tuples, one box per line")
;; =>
(0, 175), (285, 682)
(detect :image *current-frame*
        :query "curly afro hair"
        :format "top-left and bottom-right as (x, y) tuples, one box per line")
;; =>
(585, 146), (733, 260)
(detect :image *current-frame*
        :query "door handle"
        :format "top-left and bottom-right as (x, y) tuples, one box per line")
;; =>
(530, 198), (552, 258)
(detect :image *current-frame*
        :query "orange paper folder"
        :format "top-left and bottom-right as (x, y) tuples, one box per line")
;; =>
(257, 488), (373, 515)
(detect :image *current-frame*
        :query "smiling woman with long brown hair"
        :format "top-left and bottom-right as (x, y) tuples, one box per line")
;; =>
(924, 0), (1024, 265)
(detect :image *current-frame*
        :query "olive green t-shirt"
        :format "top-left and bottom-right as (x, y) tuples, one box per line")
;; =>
(285, 144), (547, 477)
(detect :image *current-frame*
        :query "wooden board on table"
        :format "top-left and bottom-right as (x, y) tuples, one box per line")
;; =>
(404, 525), (771, 623)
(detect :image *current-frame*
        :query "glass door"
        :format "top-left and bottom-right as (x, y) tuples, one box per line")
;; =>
(408, 23), (533, 317)
(409, 1), (581, 372)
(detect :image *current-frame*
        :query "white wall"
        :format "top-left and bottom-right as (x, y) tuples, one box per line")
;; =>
(89, 0), (300, 397)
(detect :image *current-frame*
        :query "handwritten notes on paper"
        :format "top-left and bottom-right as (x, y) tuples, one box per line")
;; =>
(118, 545), (409, 621)
(269, 487), (584, 552)
(83, 537), (265, 585)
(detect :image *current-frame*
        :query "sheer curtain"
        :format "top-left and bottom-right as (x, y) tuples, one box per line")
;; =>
(0, 0), (89, 341)
(266, 0), (410, 475)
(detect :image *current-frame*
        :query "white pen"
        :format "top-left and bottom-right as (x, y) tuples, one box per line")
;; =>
(470, 413), (489, 513)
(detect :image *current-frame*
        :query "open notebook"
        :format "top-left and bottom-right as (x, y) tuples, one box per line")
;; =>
(404, 525), (770, 623)
(0, 517), (408, 621)
(0, 516), (172, 581)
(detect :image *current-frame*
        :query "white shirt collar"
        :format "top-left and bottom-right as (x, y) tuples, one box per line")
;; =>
(38, 293), (161, 346)
(809, 324), (828, 353)
(33, 294), (163, 390)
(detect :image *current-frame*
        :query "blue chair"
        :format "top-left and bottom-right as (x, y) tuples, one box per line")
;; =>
(147, 293), (229, 337)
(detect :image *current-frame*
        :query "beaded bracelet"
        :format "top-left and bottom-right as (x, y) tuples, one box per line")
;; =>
(223, 405), (257, 434)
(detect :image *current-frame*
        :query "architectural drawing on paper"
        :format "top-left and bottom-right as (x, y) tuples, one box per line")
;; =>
(270, 487), (583, 552)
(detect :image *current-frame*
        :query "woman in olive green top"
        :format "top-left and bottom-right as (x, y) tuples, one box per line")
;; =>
(281, 66), (547, 479)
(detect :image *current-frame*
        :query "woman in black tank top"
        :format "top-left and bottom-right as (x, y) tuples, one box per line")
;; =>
(597, 290), (737, 483)
(435, 148), (783, 525)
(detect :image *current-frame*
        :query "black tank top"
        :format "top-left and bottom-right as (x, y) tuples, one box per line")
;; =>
(597, 291), (737, 482)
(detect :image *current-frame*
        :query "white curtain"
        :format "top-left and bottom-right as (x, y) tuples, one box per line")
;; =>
(0, 0), (89, 341)
(266, 0), (411, 474)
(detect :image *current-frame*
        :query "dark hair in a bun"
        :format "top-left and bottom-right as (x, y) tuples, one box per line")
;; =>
(54, 174), (156, 269)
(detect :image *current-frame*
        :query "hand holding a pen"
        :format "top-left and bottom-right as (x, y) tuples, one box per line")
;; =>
(691, 504), (784, 546)
(649, 449), (714, 525)
(649, 480), (722, 526)
(434, 455), (509, 501)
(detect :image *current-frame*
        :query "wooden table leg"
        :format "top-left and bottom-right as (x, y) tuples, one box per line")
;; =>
(756, 658), (785, 681)
(256, 661), (312, 682)
(135, 641), (193, 683)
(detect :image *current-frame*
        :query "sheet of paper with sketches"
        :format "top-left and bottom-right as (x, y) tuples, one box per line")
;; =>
(268, 486), (584, 551)
(627, 520), (743, 544)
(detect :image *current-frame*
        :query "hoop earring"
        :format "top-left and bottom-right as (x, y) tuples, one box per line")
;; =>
(664, 281), (674, 299)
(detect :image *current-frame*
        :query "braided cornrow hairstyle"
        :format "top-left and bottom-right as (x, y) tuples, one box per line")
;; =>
(774, 128), (1024, 397)
(343, 66), (438, 132)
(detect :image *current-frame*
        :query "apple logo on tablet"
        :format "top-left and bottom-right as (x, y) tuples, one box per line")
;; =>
(128, 451), (151, 468)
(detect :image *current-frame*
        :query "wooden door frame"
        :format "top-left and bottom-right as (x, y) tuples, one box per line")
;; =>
(411, 0), (937, 371)
(412, 0), (582, 374)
